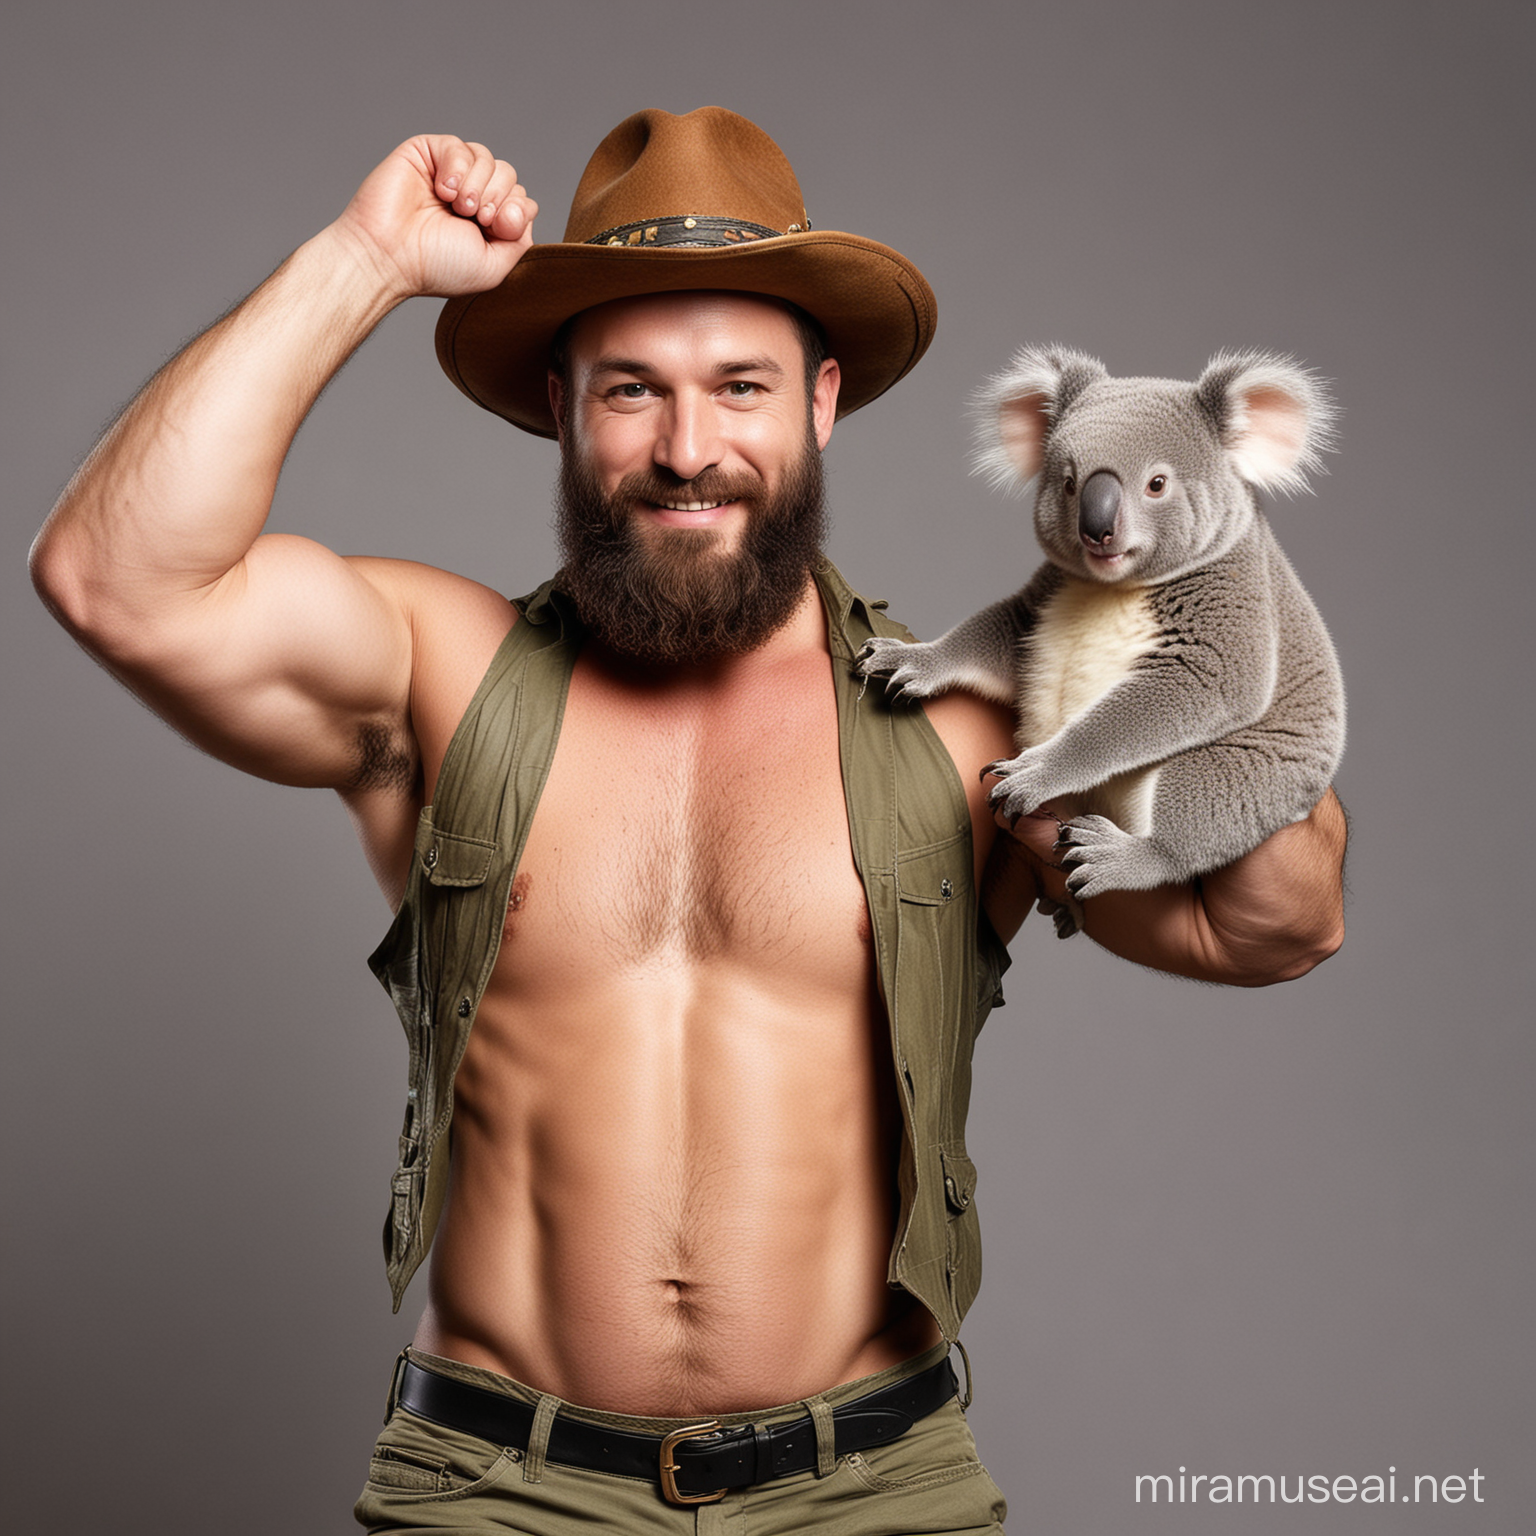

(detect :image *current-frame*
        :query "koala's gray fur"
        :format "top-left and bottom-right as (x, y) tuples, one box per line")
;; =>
(858, 347), (1345, 938)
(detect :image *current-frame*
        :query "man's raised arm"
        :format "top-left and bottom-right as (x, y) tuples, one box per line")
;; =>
(29, 137), (535, 788)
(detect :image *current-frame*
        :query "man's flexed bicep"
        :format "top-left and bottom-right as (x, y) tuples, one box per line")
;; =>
(30, 134), (537, 787)
(65, 533), (426, 789)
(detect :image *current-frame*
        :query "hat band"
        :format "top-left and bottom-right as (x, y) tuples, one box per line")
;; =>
(586, 214), (810, 249)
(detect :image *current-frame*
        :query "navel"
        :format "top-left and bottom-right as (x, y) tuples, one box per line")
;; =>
(658, 1278), (703, 1323)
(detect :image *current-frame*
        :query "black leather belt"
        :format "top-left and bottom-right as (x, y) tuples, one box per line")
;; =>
(396, 1355), (957, 1506)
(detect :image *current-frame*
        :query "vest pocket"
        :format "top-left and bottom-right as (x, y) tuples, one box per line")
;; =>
(894, 839), (969, 908)
(893, 837), (975, 1116)
(940, 1144), (982, 1319)
(891, 835), (980, 1337)
(421, 828), (497, 888)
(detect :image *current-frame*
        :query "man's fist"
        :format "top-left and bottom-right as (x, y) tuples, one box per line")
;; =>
(332, 134), (538, 300)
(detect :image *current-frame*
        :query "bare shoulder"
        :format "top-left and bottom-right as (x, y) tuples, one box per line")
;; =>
(349, 554), (517, 637)
(916, 692), (1016, 880)
(915, 691), (1043, 943)
(920, 690), (1016, 771)
(349, 556), (519, 785)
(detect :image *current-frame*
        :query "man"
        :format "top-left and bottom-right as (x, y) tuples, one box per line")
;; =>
(31, 109), (1344, 1531)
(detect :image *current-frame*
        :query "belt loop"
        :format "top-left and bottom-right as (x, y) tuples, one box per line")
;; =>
(952, 1338), (975, 1411)
(800, 1395), (837, 1478)
(522, 1393), (562, 1483)
(752, 1420), (775, 1482)
(695, 1500), (729, 1536)
(384, 1349), (410, 1423)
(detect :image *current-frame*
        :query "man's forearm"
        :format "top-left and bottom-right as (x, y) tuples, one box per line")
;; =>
(999, 790), (1348, 984)
(30, 225), (405, 647)
(1076, 790), (1348, 984)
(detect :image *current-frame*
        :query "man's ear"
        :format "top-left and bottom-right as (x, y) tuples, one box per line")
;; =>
(548, 371), (567, 443)
(812, 358), (841, 450)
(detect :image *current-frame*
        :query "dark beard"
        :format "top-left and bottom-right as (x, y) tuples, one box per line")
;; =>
(554, 437), (827, 664)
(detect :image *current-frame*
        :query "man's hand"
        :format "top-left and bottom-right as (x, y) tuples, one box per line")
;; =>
(330, 135), (538, 301)
(999, 792), (1348, 985)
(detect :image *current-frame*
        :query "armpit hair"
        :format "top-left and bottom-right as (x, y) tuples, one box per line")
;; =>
(350, 720), (417, 795)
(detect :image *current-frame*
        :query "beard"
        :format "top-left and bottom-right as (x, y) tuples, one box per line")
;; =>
(554, 433), (828, 664)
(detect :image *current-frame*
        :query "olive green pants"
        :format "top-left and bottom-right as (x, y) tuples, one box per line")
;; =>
(354, 1343), (1007, 1533)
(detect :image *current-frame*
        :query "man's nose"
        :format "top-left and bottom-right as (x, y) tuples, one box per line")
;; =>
(653, 393), (723, 481)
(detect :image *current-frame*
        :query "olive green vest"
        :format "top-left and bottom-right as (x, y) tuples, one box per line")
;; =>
(368, 561), (1010, 1340)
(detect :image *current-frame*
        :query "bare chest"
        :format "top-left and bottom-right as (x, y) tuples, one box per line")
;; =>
(493, 652), (869, 985)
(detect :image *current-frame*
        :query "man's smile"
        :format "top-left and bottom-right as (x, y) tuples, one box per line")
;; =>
(638, 496), (743, 528)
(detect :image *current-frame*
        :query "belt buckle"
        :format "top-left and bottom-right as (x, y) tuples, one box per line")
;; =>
(658, 1421), (726, 1505)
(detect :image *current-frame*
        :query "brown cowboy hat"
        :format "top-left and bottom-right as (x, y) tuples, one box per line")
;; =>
(434, 106), (937, 439)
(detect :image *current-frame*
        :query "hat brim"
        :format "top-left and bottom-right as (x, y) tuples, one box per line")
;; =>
(435, 233), (936, 439)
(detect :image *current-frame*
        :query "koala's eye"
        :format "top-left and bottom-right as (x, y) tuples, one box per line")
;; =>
(1146, 475), (1168, 496)
(1063, 475), (1077, 496)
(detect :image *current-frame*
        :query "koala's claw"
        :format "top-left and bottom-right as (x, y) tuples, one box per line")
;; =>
(854, 637), (950, 702)
(854, 637), (906, 675)
(986, 753), (1052, 821)
(1034, 893), (1085, 940)
(1055, 814), (1152, 901)
(988, 781), (1041, 821)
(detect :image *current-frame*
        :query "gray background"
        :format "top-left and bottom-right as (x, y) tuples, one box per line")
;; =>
(5, 2), (1531, 1531)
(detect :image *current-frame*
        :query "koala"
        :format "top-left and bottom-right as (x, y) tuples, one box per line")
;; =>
(858, 347), (1345, 938)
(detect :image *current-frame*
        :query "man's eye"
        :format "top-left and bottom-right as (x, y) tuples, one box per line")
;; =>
(613, 382), (649, 398)
(725, 380), (760, 396)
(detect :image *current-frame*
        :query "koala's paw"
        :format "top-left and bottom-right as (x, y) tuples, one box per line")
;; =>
(854, 637), (951, 702)
(1055, 815), (1159, 900)
(985, 751), (1054, 822)
(1035, 893), (1086, 939)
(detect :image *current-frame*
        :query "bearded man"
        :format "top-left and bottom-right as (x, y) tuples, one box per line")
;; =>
(31, 109), (1345, 1532)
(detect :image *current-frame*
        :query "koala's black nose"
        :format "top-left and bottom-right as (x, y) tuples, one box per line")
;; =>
(1079, 470), (1122, 544)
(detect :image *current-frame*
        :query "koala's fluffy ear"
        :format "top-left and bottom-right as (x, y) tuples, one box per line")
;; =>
(1196, 352), (1338, 496)
(973, 346), (1106, 491)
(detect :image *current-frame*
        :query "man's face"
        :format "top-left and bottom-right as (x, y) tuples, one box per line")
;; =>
(549, 291), (841, 664)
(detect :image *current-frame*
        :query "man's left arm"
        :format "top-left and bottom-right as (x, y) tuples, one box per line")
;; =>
(989, 791), (1348, 985)
(922, 692), (1345, 985)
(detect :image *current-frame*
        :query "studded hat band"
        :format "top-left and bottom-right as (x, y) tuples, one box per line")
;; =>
(587, 213), (812, 249)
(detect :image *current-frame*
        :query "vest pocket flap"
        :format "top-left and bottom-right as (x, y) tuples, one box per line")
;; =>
(389, 1166), (421, 1242)
(421, 830), (498, 887)
(940, 1146), (977, 1212)
(895, 840), (970, 907)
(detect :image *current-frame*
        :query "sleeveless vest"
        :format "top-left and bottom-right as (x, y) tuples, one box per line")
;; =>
(368, 561), (1010, 1341)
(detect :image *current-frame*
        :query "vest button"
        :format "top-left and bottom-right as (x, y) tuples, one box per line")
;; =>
(457, 997), (472, 1018)
(423, 846), (439, 870)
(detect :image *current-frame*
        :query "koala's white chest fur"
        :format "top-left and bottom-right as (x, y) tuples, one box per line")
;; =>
(1021, 579), (1159, 737)
(1020, 578), (1162, 833)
